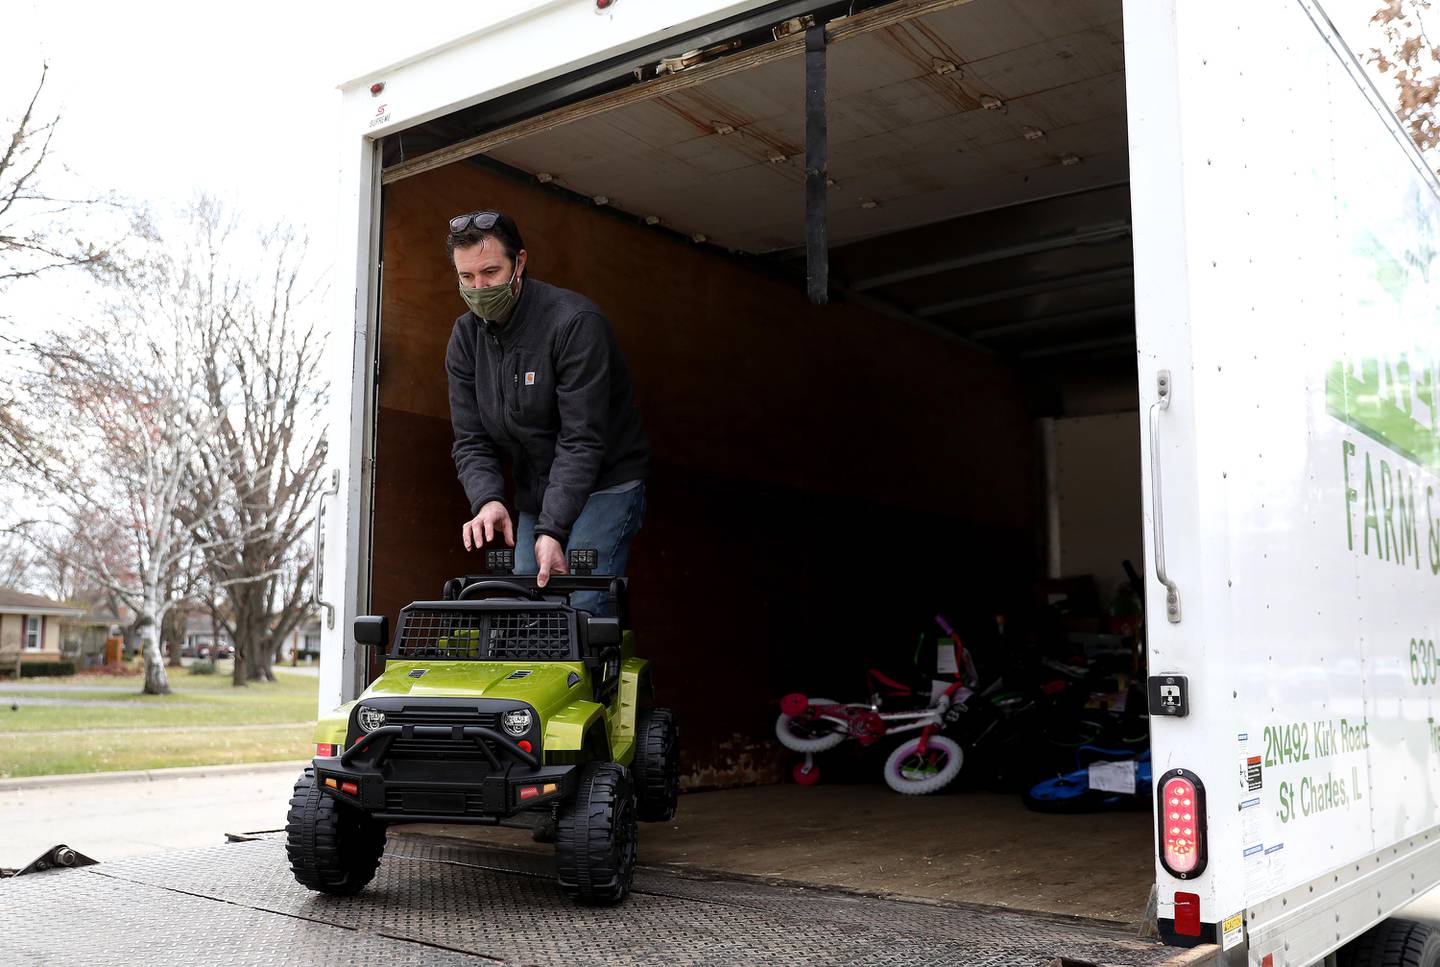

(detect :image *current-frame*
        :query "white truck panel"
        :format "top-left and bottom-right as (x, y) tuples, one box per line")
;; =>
(1131, 0), (1440, 956)
(336, 0), (782, 137)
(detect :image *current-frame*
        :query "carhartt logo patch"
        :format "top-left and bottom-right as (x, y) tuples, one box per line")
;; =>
(525, 372), (536, 386)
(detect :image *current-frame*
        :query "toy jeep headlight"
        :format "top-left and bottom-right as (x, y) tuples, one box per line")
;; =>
(502, 709), (533, 736)
(357, 706), (386, 733)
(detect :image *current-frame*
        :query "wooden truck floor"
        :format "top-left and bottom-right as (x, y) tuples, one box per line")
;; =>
(407, 783), (1158, 924)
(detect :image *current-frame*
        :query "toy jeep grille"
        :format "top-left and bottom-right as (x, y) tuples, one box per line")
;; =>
(383, 706), (500, 729)
(377, 703), (502, 761)
(393, 608), (574, 661)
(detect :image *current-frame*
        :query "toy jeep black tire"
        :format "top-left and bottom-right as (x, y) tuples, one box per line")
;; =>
(285, 766), (387, 895)
(633, 708), (680, 822)
(555, 761), (637, 904)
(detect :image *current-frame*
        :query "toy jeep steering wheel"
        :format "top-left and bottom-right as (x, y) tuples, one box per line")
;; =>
(457, 580), (545, 601)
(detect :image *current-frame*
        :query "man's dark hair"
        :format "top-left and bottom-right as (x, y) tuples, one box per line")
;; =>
(446, 210), (525, 263)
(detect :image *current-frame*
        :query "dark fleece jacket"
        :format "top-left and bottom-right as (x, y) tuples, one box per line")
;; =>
(445, 278), (650, 544)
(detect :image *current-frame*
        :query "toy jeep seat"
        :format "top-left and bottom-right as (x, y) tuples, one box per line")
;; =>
(285, 549), (678, 905)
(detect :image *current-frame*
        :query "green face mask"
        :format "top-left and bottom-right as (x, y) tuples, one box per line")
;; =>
(459, 267), (519, 323)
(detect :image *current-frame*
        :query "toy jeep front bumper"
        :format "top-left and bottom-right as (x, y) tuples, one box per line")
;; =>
(312, 697), (577, 823)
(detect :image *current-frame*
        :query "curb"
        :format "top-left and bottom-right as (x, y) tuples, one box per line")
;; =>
(0, 759), (309, 792)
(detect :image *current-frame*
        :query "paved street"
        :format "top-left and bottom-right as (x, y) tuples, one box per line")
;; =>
(0, 762), (303, 869)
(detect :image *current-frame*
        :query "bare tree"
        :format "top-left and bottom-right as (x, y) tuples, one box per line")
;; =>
(1373, 0), (1440, 170)
(0, 65), (115, 470)
(0, 534), (36, 591)
(183, 204), (329, 685)
(0, 66), (110, 290)
(2, 195), (327, 692)
(9, 317), (228, 694)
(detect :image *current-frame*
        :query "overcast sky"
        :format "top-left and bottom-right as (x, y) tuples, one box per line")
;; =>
(0, 1), (477, 255)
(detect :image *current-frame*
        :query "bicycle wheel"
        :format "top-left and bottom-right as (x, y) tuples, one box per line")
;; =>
(883, 735), (964, 795)
(775, 697), (848, 753)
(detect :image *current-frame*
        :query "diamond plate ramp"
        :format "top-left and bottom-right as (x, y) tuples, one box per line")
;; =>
(0, 835), (1203, 966)
(0, 867), (495, 966)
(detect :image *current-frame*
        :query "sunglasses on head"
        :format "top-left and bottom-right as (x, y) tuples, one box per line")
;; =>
(449, 211), (502, 234)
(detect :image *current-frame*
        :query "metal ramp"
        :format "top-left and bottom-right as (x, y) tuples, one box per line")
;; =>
(1, 834), (1206, 966)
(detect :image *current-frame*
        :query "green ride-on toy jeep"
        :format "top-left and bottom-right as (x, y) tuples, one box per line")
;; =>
(285, 548), (679, 904)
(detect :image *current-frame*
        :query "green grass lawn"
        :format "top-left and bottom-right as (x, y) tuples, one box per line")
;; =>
(0, 726), (310, 778)
(0, 667), (320, 778)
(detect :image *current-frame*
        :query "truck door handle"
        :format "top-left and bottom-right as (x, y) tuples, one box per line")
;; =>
(313, 469), (340, 630)
(1149, 371), (1181, 623)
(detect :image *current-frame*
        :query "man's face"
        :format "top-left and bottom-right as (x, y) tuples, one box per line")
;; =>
(453, 237), (526, 288)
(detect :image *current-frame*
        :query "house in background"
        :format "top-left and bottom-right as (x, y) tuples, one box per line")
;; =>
(59, 602), (126, 668)
(0, 588), (87, 674)
(279, 616), (322, 664)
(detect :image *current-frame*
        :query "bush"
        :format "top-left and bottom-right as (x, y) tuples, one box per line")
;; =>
(189, 658), (218, 676)
(20, 661), (76, 678)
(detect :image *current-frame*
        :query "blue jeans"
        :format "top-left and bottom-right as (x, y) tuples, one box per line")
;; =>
(515, 484), (646, 616)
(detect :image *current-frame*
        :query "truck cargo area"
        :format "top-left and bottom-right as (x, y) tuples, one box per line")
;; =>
(368, 0), (1153, 931)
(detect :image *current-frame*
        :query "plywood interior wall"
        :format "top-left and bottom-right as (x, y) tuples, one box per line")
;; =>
(1053, 412), (1143, 601)
(374, 158), (1037, 782)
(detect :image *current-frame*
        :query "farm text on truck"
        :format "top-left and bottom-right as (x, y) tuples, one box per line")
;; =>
(444, 210), (651, 616)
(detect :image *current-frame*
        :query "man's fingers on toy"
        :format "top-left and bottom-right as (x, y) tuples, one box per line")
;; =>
(483, 518), (494, 544)
(503, 515), (515, 547)
(462, 521), (475, 551)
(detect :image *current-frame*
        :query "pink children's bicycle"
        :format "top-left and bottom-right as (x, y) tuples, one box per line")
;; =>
(775, 616), (977, 795)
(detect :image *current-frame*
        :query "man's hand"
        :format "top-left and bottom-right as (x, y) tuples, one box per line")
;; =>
(535, 535), (569, 588)
(463, 500), (514, 551)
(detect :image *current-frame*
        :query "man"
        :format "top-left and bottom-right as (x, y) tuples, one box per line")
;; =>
(444, 210), (650, 615)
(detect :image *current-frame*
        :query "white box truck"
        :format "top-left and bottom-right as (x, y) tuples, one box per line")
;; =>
(316, 0), (1440, 960)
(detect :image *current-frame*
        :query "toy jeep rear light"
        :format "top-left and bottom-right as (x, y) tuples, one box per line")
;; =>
(1158, 769), (1207, 878)
(316, 743), (339, 757)
(340, 781), (359, 796)
(515, 781), (563, 804)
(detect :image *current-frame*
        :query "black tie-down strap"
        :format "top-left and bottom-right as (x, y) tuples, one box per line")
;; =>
(805, 22), (829, 306)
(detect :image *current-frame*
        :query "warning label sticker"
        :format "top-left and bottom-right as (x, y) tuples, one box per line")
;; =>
(1246, 755), (1263, 792)
(1222, 912), (1244, 948)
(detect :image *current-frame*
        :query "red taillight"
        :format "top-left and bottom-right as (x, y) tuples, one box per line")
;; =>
(316, 743), (338, 757)
(340, 781), (359, 796)
(518, 740), (533, 753)
(1157, 770), (1208, 878)
(1173, 891), (1201, 937)
(1162, 778), (1199, 871)
(519, 785), (540, 801)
